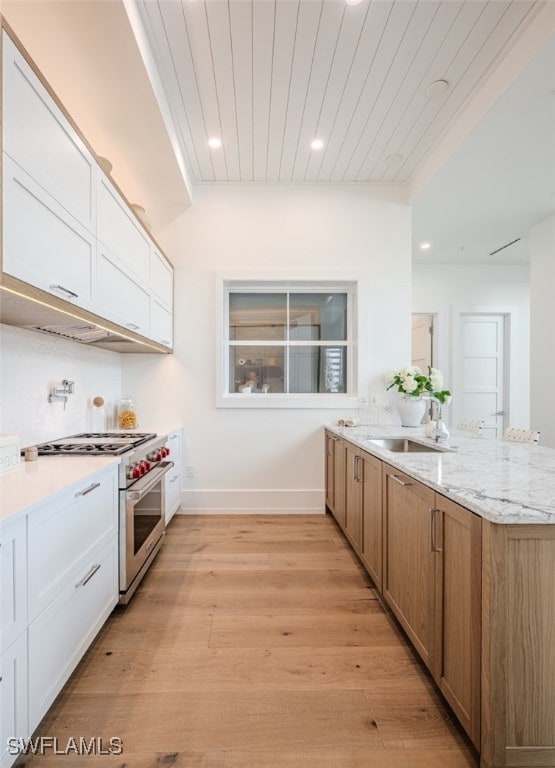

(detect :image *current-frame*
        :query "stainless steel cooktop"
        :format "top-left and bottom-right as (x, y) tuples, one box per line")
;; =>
(32, 432), (157, 456)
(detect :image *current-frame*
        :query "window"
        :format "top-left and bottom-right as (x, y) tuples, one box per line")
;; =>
(219, 280), (357, 407)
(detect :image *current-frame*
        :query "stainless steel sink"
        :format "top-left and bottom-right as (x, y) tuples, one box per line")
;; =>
(367, 438), (449, 453)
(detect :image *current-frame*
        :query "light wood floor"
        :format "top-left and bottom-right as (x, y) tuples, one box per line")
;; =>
(23, 515), (478, 767)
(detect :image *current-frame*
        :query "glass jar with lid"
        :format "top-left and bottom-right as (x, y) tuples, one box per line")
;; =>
(118, 396), (138, 430)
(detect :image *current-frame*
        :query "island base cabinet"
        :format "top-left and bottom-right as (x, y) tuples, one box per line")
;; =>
(433, 496), (482, 749)
(345, 445), (363, 551)
(383, 464), (436, 671)
(325, 433), (346, 529)
(360, 452), (383, 592)
(28, 539), (118, 733)
(481, 523), (555, 768)
(0, 632), (28, 768)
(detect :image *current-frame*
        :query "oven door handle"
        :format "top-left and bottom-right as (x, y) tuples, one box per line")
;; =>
(125, 460), (174, 502)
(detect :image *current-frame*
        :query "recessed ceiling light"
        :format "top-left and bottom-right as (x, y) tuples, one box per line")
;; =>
(345, 0), (362, 4)
(311, 138), (324, 151)
(384, 153), (403, 167)
(208, 137), (222, 149)
(420, 242), (432, 250)
(426, 79), (449, 98)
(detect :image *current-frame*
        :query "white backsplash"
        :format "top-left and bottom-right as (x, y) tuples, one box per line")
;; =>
(0, 324), (122, 447)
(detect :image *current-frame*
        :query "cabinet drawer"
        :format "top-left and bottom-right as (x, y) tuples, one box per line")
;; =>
(2, 33), (95, 232)
(96, 248), (150, 337)
(0, 517), (27, 651)
(0, 631), (28, 768)
(165, 469), (181, 524)
(97, 177), (150, 283)
(28, 466), (117, 622)
(28, 538), (118, 733)
(3, 154), (95, 311)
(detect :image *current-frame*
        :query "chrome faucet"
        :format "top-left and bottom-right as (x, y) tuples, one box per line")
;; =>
(429, 396), (450, 442)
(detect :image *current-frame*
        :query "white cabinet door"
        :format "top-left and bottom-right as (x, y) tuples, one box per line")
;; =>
(3, 154), (95, 311)
(2, 32), (95, 232)
(151, 249), (173, 308)
(0, 517), (27, 655)
(150, 299), (173, 349)
(95, 246), (151, 337)
(27, 465), (117, 622)
(0, 631), (28, 768)
(97, 177), (150, 284)
(28, 538), (118, 733)
(164, 429), (182, 524)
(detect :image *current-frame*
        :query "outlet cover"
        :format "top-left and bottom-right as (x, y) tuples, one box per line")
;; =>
(185, 465), (194, 479)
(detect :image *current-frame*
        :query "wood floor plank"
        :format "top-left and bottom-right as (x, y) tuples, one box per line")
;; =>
(23, 514), (477, 768)
(208, 611), (403, 648)
(74, 645), (429, 694)
(224, 747), (478, 768)
(34, 690), (384, 752)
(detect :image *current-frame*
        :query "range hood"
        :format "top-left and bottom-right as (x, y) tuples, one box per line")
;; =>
(0, 286), (169, 354)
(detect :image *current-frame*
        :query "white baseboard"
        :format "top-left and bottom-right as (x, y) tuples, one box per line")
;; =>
(177, 489), (325, 515)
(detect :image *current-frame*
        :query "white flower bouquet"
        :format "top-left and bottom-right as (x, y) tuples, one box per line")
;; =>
(385, 366), (451, 404)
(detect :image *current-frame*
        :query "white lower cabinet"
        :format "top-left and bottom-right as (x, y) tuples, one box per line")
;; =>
(0, 516), (27, 651)
(0, 631), (29, 768)
(165, 428), (182, 524)
(28, 538), (118, 733)
(27, 467), (117, 622)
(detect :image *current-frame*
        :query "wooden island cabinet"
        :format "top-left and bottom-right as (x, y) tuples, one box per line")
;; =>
(324, 428), (555, 768)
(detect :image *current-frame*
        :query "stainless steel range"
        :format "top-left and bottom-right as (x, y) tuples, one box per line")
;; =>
(32, 432), (174, 604)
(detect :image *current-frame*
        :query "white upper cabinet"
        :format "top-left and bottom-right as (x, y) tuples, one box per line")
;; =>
(3, 155), (95, 310)
(2, 33), (95, 232)
(97, 176), (150, 284)
(151, 249), (173, 308)
(1, 27), (174, 351)
(96, 244), (151, 338)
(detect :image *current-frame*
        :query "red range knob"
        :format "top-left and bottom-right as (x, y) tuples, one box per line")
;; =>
(156, 450), (163, 461)
(142, 460), (151, 471)
(132, 464), (142, 479)
(165, 447), (171, 457)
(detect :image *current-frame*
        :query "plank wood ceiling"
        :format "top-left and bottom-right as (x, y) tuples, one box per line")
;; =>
(135, 0), (542, 183)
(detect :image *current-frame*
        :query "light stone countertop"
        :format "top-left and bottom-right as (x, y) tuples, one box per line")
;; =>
(0, 455), (121, 524)
(327, 424), (555, 525)
(0, 425), (183, 525)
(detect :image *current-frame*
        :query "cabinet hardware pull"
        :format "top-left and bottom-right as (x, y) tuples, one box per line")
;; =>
(390, 474), (412, 487)
(75, 482), (101, 497)
(126, 322), (140, 330)
(49, 284), (78, 299)
(170, 475), (178, 483)
(430, 508), (442, 552)
(169, 435), (178, 440)
(353, 455), (358, 481)
(161, 339), (170, 345)
(75, 563), (101, 588)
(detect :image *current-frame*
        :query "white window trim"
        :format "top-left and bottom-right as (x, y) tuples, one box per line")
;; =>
(216, 272), (364, 409)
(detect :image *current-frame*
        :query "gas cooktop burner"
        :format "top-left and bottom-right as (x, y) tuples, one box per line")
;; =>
(32, 432), (157, 456)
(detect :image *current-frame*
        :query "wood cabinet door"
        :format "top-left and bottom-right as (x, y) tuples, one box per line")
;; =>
(360, 452), (383, 592)
(433, 495), (481, 748)
(333, 439), (346, 529)
(383, 464), (435, 670)
(325, 432), (335, 513)
(345, 445), (362, 552)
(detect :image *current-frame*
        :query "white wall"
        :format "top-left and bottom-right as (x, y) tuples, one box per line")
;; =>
(123, 184), (411, 513)
(0, 325), (122, 447)
(413, 263), (530, 430)
(530, 215), (555, 448)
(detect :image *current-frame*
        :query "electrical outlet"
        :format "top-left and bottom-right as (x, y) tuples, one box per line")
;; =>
(185, 465), (194, 479)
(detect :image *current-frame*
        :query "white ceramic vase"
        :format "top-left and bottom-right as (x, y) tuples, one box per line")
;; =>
(397, 396), (426, 427)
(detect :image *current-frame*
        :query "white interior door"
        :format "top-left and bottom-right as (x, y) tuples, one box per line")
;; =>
(454, 314), (507, 437)
(412, 314), (434, 371)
